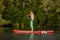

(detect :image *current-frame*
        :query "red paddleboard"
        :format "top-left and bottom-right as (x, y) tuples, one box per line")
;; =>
(13, 30), (54, 35)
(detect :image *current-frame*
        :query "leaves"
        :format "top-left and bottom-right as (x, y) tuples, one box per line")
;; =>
(0, 0), (60, 30)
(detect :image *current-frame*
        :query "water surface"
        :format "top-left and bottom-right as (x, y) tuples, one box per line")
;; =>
(0, 31), (60, 40)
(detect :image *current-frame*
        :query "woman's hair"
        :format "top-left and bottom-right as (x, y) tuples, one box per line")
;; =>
(29, 11), (34, 14)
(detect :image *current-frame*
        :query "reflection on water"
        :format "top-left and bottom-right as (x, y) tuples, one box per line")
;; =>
(0, 31), (60, 40)
(29, 33), (34, 40)
(0, 27), (59, 40)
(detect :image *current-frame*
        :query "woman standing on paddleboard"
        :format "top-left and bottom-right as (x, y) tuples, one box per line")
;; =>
(26, 11), (34, 31)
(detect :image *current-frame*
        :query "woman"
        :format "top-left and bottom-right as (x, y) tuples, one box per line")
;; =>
(27, 11), (34, 31)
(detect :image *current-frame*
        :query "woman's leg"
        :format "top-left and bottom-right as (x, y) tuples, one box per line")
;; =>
(30, 20), (33, 31)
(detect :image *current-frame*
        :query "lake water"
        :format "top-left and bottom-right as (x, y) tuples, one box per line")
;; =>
(0, 31), (60, 40)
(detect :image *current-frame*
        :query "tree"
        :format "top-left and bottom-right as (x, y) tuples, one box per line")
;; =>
(1, 0), (60, 31)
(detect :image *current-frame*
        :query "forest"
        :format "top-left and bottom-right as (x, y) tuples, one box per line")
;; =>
(0, 0), (60, 32)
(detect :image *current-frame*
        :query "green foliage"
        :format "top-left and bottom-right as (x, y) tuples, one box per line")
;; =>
(0, 0), (60, 31)
(4, 6), (22, 22)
